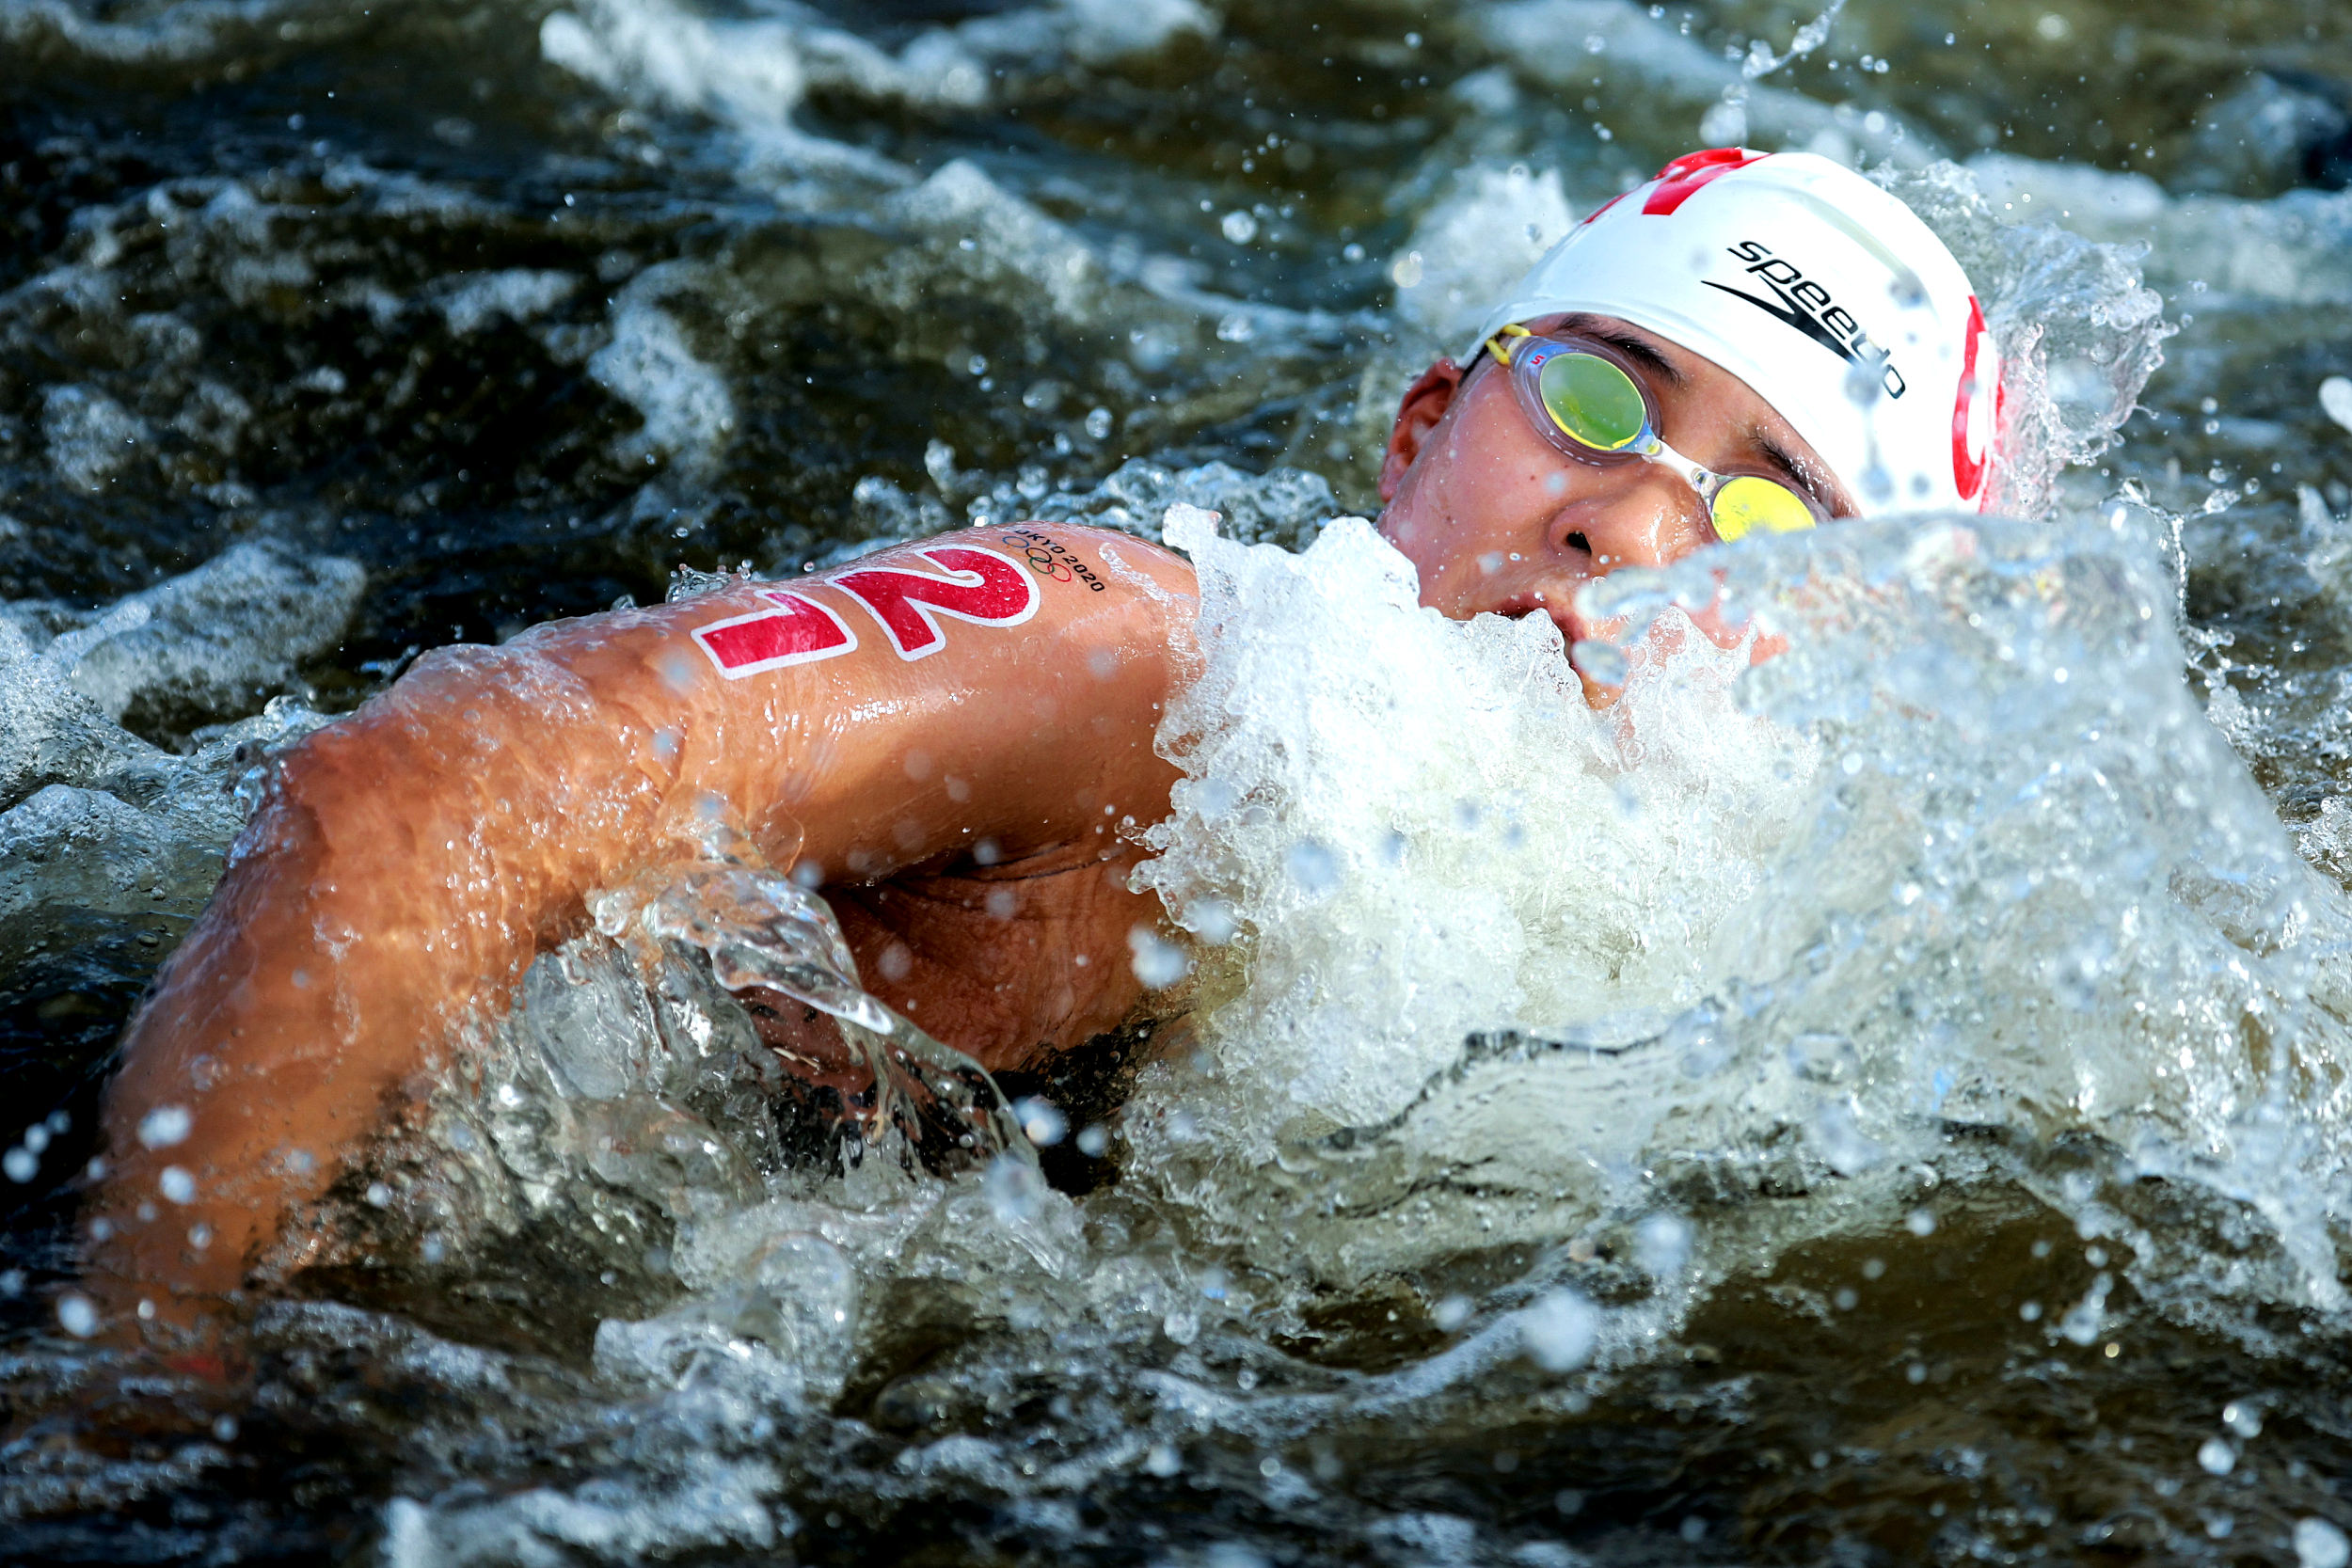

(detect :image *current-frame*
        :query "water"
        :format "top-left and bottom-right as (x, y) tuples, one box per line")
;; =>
(8, 0), (2352, 1560)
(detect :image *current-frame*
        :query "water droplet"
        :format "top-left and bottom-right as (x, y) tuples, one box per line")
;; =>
(2296, 1517), (2349, 1568)
(1012, 1097), (1067, 1148)
(2320, 377), (2352, 436)
(983, 1152), (1043, 1223)
(1129, 927), (1193, 987)
(1519, 1289), (1598, 1370)
(1635, 1213), (1692, 1276)
(2197, 1437), (2236, 1476)
(137, 1104), (192, 1148)
(56, 1294), (98, 1338)
(1285, 839), (1340, 895)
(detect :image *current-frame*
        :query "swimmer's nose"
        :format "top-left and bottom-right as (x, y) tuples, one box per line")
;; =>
(1544, 463), (1712, 574)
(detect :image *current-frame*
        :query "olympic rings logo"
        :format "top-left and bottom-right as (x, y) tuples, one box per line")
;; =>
(1016, 542), (1073, 582)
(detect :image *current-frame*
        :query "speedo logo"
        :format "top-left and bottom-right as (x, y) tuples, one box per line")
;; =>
(1707, 241), (1906, 400)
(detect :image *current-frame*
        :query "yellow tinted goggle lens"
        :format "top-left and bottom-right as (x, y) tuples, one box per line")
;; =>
(1709, 474), (1817, 542)
(1535, 351), (1647, 453)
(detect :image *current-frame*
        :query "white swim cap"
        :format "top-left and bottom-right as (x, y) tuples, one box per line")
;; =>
(1466, 150), (2001, 517)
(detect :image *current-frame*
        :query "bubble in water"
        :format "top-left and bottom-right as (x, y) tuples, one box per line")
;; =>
(983, 1151), (1044, 1223)
(1906, 1208), (1937, 1236)
(1434, 1294), (1473, 1331)
(2297, 1518), (2351, 1568)
(137, 1104), (192, 1148)
(1808, 1100), (1883, 1176)
(1519, 1288), (1598, 1371)
(1128, 926), (1192, 987)
(2197, 1437), (2235, 1476)
(2059, 1274), (2112, 1345)
(1184, 897), (1239, 944)
(1634, 1213), (1692, 1277)
(1144, 1443), (1181, 1477)
(1012, 1097), (1067, 1148)
(1843, 358), (1886, 409)
(1220, 211), (1258, 245)
(2, 1148), (33, 1183)
(2223, 1401), (2264, 1439)
(158, 1165), (196, 1204)
(1084, 406), (1114, 440)
(1787, 1034), (1858, 1085)
(1699, 100), (1748, 146)
(1075, 1125), (1108, 1156)
(1284, 839), (1340, 896)
(56, 1294), (97, 1338)
(1569, 638), (1628, 686)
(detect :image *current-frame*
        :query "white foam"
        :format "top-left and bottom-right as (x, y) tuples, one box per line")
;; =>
(41, 384), (149, 494)
(436, 270), (578, 337)
(38, 541), (364, 722)
(589, 269), (738, 473)
(1056, 0), (1216, 66)
(1131, 507), (1815, 1148)
(541, 0), (808, 133)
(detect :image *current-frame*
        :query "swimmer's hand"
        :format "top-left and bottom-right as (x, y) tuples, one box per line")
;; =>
(89, 526), (1195, 1338)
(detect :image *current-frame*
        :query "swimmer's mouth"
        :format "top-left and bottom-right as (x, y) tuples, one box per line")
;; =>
(1495, 591), (1613, 679)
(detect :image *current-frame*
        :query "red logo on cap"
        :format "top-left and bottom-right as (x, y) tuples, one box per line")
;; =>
(1642, 149), (1769, 216)
(1951, 296), (2001, 508)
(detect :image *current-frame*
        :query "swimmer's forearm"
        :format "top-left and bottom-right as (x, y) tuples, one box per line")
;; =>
(93, 526), (1196, 1325)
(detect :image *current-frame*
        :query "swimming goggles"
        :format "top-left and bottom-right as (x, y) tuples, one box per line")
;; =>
(1482, 325), (1828, 543)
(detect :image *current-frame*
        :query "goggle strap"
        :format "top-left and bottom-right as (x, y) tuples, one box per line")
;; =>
(1485, 324), (1534, 368)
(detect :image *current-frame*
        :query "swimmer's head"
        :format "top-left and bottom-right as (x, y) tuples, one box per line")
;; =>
(1377, 150), (2000, 674)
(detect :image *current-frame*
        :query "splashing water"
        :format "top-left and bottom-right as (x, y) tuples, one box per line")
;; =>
(11, 0), (2352, 1560)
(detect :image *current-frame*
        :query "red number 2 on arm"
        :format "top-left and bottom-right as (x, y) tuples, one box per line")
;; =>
(693, 591), (858, 678)
(690, 544), (1041, 677)
(829, 546), (1039, 660)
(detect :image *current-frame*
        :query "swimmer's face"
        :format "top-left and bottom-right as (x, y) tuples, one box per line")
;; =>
(1376, 311), (1856, 702)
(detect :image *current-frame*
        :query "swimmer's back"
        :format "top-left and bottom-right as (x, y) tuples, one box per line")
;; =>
(95, 524), (1197, 1331)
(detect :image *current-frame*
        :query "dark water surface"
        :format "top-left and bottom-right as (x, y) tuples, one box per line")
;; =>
(10, 0), (2352, 1562)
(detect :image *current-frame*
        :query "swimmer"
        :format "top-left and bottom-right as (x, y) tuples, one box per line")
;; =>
(87, 149), (2000, 1340)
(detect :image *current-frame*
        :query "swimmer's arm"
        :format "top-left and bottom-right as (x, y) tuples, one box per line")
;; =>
(92, 524), (1195, 1328)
